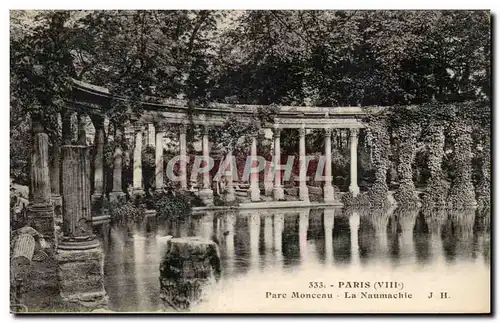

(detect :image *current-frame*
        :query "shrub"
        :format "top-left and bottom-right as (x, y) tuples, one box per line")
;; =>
(107, 196), (146, 229)
(149, 189), (205, 222)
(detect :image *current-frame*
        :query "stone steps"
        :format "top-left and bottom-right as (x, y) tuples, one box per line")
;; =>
(234, 183), (250, 196)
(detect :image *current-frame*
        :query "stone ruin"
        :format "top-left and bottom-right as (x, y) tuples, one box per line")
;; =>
(159, 237), (221, 311)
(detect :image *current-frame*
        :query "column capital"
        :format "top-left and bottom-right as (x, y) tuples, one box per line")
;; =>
(202, 125), (210, 136)
(179, 123), (187, 134)
(133, 123), (145, 133)
(31, 114), (45, 134)
(299, 126), (306, 137)
(273, 128), (281, 138)
(350, 128), (359, 138)
(90, 114), (105, 128)
(324, 128), (332, 137)
(154, 121), (167, 132)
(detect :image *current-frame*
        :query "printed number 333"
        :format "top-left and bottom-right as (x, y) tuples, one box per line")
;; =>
(309, 282), (325, 288)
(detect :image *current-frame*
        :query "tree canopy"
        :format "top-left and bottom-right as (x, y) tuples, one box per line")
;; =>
(11, 10), (490, 114)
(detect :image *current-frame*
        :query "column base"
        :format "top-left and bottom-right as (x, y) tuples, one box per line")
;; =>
(91, 194), (105, 227)
(91, 193), (103, 204)
(299, 185), (309, 202)
(198, 188), (214, 206)
(109, 191), (126, 202)
(273, 186), (285, 201)
(132, 188), (145, 197)
(349, 185), (360, 197)
(27, 203), (55, 242)
(180, 180), (188, 191)
(56, 237), (108, 309)
(51, 194), (62, 208)
(248, 184), (261, 202)
(264, 181), (273, 196)
(323, 184), (335, 203)
(225, 187), (236, 202)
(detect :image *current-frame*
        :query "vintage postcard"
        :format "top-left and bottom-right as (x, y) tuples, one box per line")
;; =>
(10, 9), (491, 314)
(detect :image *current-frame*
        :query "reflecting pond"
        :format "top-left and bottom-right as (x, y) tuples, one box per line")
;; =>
(97, 207), (490, 313)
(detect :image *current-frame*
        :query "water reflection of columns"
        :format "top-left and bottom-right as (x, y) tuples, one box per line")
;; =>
(133, 234), (148, 310)
(224, 213), (236, 276)
(349, 211), (360, 266)
(248, 213), (261, 271)
(475, 214), (490, 265)
(323, 208), (335, 266)
(424, 208), (447, 264)
(109, 227), (126, 309)
(368, 208), (392, 260)
(197, 212), (214, 240)
(263, 214), (274, 267)
(299, 209), (310, 264)
(451, 208), (476, 259)
(397, 208), (418, 264)
(273, 212), (285, 267)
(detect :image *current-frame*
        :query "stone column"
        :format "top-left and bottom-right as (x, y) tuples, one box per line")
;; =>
(224, 151), (236, 202)
(132, 125), (144, 195)
(110, 133), (125, 202)
(50, 135), (63, 244)
(349, 128), (360, 196)
(264, 132), (274, 196)
(91, 115), (105, 204)
(50, 137), (62, 207)
(155, 122), (165, 192)
(147, 123), (155, 148)
(272, 128), (285, 200)
(323, 128), (335, 203)
(298, 124), (309, 201)
(199, 126), (214, 206)
(56, 144), (108, 308)
(179, 123), (188, 190)
(77, 114), (88, 145)
(248, 136), (261, 201)
(60, 145), (93, 239)
(27, 117), (55, 242)
(62, 110), (73, 145)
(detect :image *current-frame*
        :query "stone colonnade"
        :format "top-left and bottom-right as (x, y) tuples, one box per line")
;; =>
(28, 109), (362, 235)
(28, 110), (362, 232)
(90, 121), (362, 206)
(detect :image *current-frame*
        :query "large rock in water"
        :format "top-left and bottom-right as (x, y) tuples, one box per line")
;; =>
(159, 237), (221, 311)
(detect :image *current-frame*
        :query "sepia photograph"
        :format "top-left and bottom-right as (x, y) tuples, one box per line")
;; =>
(9, 9), (491, 314)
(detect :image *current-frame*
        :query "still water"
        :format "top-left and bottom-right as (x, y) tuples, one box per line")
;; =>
(98, 207), (490, 313)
